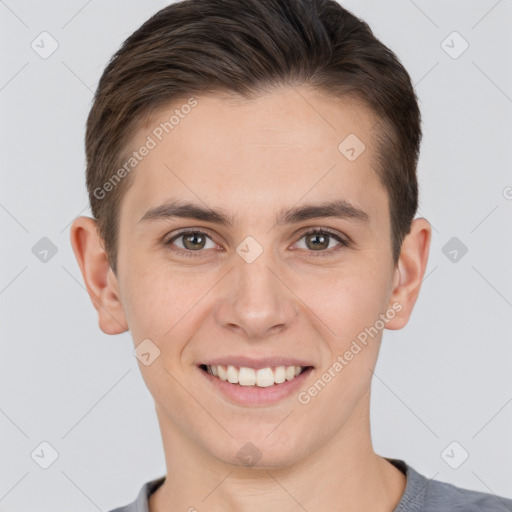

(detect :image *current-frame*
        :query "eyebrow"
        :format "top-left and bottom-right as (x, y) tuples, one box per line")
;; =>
(138, 198), (370, 227)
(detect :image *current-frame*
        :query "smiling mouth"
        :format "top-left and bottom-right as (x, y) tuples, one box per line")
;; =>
(199, 364), (314, 387)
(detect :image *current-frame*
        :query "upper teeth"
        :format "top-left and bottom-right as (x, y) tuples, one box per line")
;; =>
(206, 365), (304, 387)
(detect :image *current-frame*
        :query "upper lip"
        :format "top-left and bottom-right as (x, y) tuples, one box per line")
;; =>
(199, 356), (314, 369)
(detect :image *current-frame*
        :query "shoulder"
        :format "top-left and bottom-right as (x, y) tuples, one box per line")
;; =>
(106, 476), (166, 512)
(389, 458), (512, 512)
(423, 476), (512, 511)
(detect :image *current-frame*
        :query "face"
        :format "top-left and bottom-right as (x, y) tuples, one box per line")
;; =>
(102, 87), (409, 467)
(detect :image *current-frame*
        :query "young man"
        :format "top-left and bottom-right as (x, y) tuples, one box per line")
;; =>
(70, 0), (512, 510)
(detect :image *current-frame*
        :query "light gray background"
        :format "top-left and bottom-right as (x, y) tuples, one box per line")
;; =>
(1, 1), (511, 510)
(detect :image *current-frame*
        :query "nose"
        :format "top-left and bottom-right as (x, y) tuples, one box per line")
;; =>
(213, 248), (298, 340)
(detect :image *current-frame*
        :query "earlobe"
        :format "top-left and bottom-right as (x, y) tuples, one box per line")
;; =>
(386, 217), (432, 330)
(69, 216), (128, 335)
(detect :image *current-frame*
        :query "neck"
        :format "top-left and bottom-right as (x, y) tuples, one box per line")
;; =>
(149, 390), (406, 512)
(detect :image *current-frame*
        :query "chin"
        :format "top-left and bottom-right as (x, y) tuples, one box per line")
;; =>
(208, 435), (305, 471)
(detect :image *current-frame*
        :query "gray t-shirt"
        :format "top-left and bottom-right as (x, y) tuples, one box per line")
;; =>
(108, 458), (512, 511)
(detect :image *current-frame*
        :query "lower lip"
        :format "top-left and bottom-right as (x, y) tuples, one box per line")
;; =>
(199, 366), (314, 406)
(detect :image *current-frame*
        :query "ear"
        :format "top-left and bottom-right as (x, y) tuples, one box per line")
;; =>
(385, 217), (432, 330)
(69, 216), (128, 335)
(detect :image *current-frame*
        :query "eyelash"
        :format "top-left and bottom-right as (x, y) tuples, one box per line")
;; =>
(164, 227), (350, 258)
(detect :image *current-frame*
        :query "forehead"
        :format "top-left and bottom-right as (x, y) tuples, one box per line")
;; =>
(119, 86), (388, 228)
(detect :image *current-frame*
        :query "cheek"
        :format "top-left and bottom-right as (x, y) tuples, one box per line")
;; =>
(295, 271), (389, 426)
(123, 263), (224, 360)
(119, 259), (209, 343)
(121, 268), (211, 394)
(302, 264), (391, 344)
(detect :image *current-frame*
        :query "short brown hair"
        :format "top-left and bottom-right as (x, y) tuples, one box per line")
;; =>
(85, 0), (421, 274)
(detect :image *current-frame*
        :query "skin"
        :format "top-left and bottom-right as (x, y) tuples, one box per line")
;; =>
(71, 85), (431, 512)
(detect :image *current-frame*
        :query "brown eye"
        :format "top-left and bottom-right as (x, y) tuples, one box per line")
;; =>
(295, 228), (349, 255)
(181, 232), (207, 250)
(165, 230), (217, 256)
(305, 232), (330, 250)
